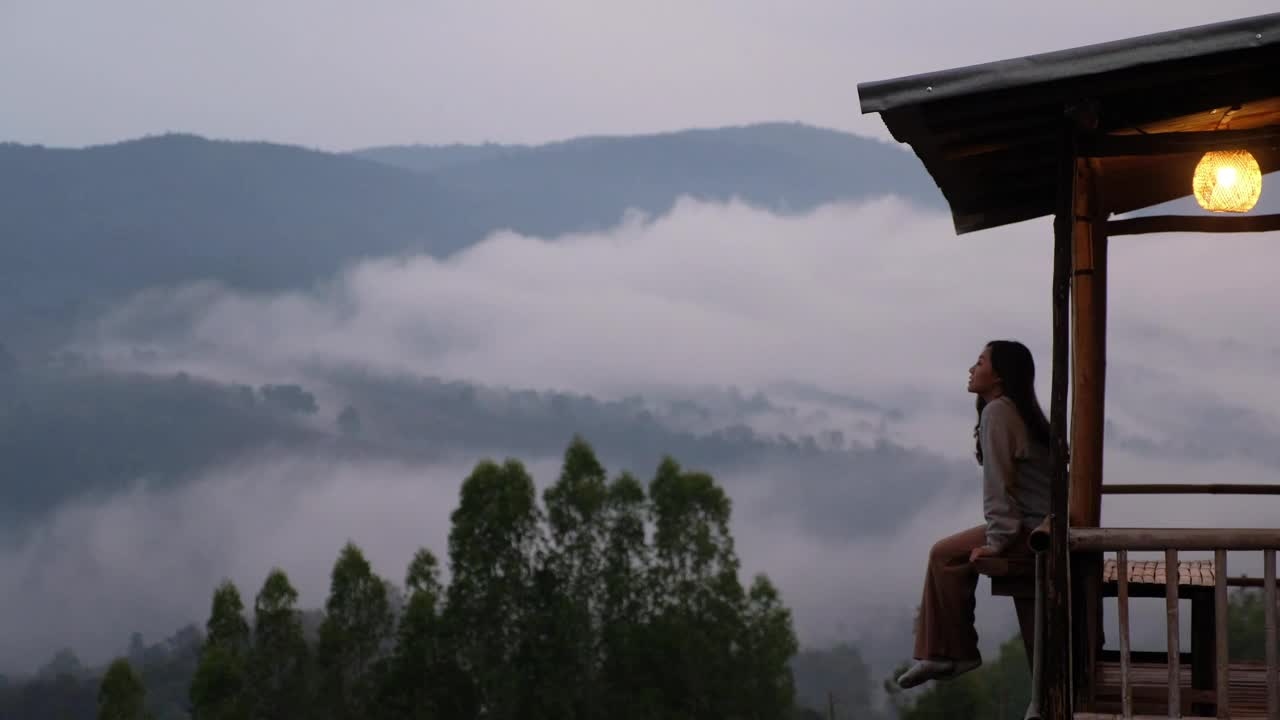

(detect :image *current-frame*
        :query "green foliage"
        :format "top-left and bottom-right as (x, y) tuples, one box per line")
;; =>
(739, 576), (801, 717)
(791, 644), (878, 719)
(1228, 587), (1279, 661)
(97, 659), (146, 720)
(247, 569), (310, 720)
(597, 471), (658, 718)
(377, 548), (447, 720)
(3, 437), (816, 720)
(190, 581), (250, 720)
(444, 458), (541, 719)
(316, 543), (394, 720)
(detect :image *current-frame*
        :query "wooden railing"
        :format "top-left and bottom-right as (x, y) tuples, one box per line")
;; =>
(1069, 528), (1280, 720)
(1102, 485), (1280, 497)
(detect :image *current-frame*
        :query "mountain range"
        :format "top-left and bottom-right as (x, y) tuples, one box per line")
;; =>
(0, 123), (941, 359)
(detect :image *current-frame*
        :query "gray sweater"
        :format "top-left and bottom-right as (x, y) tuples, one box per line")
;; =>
(980, 396), (1053, 553)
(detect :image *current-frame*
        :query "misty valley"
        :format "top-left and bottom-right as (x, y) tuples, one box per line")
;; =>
(4, 121), (1279, 720)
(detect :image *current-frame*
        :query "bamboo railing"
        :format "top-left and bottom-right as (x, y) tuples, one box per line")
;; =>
(1069, 529), (1280, 720)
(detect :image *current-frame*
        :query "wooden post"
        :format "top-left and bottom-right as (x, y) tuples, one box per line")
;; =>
(1069, 155), (1107, 530)
(1044, 120), (1076, 720)
(1167, 548), (1181, 719)
(1069, 124), (1106, 713)
(1214, 549), (1229, 719)
(1266, 549), (1277, 719)
(1117, 550), (1132, 719)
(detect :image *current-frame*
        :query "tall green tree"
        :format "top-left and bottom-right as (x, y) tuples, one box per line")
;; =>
(737, 575), (799, 719)
(378, 548), (447, 719)
(598, 470), (658, 719)
(647, 457), (749, 719)
(190, 580), (251, 720)
(534, 436), (611, 718)
(247, 569), (310, 720)
(98, 658), (147, 720)
(444, 458), (541, 720)
(316, 542), (394, 720)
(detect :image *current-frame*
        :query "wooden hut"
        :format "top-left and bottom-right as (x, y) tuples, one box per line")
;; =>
(858, 12), (1280, 720)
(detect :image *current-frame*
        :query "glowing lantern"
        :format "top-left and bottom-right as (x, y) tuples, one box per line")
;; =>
(1192, 149), (1262, 213)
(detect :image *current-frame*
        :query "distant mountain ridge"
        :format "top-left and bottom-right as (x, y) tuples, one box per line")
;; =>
(351, 122), (943, 235)
(0, 123), (942, 354)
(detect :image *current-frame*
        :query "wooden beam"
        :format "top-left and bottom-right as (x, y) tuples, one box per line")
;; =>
(1071, 528), (1280, 551)
(1102, 484), (1280, 495)
(1078, 126), (1280, 157)
(1044, 121), (1075, 720)
(1108, 214), (1280, 236)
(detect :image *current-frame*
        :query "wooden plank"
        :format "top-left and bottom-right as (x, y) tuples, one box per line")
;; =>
(1266, 549), (1277, 720)
(1076, 126), (1280, 157)
(1118, 550), (1133, 719)
(1071, 529), (1280, 552)
(1102, 484), (1280, 495)
(1044, 120), (1075, 720)
(1107, 215), (1280, 237)
(1215, 549), (1229, 719)
(1169, 548), (1182, 718)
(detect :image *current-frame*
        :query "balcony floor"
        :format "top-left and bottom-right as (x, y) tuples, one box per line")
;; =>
(1082, 659), (1274, 718)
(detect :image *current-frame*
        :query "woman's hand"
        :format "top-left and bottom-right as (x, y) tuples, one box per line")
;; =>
(968, 545), (998, 563)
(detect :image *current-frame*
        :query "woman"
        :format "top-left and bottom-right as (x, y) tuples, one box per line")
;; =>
(896, 340), (1054, 689)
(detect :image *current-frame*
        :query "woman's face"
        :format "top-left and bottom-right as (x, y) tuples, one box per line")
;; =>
(968, 346), (1001, 396)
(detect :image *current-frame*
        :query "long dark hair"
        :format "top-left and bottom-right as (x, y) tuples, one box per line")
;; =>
(974, 340), (1051, 465)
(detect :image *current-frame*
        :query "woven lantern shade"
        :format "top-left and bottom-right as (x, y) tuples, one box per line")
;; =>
(1192, 149), (1262, 213)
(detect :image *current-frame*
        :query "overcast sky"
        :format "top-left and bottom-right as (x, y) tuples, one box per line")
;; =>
(2, 1), (1276, 150)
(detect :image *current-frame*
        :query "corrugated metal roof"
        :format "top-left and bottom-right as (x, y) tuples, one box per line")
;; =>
(857, 13), (1280, 234)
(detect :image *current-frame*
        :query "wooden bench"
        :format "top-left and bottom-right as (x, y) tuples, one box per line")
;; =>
(975, 555), (1039, 664)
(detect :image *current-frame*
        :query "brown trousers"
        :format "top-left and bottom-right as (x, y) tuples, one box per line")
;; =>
(913, 525), (1029, 662)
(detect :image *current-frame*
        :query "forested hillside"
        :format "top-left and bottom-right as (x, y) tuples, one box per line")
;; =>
(0, 124), (939, 358)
